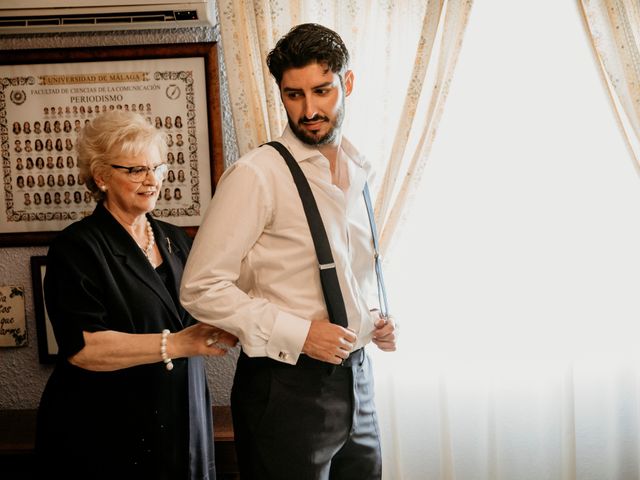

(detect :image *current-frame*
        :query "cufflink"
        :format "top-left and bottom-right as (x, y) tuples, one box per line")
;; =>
(278, 351), (289, 360)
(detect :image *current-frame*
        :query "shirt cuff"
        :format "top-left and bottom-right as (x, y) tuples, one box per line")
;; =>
(265, 309), (311, 365)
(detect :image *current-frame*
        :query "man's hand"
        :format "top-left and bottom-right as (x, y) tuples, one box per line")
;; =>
(372, 315), (397, 352)
(302, 320), (357, 365)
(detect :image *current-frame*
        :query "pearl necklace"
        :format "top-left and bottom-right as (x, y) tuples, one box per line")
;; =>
(141, 219), (156, 268)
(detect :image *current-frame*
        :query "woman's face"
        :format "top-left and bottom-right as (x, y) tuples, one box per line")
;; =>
(98, 145), (164, 220)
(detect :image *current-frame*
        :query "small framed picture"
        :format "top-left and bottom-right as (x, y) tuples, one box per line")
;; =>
(31, 255), (58, 363)
(0, 285), (27, 347)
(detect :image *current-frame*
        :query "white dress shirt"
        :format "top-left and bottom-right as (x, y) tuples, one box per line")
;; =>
(180, 126), (378, 365)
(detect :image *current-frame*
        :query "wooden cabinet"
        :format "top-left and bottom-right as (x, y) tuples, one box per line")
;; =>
(0, 406), (238, 480)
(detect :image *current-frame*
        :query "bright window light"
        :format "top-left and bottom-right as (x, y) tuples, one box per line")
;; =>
(378, 0), (640, 370)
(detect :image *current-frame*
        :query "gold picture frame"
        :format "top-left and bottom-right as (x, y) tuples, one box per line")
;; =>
(0, 42), (224, 247)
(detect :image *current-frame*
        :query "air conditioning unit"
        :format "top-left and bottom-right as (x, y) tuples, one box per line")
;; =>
(0, 0), (215, 34)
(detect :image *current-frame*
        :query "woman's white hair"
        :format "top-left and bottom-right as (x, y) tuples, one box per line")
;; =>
(76, 110), (167, 200)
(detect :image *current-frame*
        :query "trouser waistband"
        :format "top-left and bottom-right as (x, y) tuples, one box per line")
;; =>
(240, 348), (365, 369)
(297, 347), (365, 368)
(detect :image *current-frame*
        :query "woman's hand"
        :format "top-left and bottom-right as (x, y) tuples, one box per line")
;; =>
(170, 322), (239, 358)
(69, 324), (239, 372)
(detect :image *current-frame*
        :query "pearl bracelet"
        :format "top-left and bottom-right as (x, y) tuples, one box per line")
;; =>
(160, 329), (174, 371)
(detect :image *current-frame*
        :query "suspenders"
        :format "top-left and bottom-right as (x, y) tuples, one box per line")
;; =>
(265, 141), (390, 325)
(363, 183), (390, 320)
(266, 141), (348, 327)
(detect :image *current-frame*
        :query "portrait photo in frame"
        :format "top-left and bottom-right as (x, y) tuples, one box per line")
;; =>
(30, 255), (57, 363)
(0, 43), (224, 247)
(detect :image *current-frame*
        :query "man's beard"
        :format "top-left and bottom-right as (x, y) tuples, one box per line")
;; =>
(288, 100), (345, 146)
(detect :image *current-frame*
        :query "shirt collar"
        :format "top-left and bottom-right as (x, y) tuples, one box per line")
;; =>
(278, 125), (371, 175)
(279, 125), (321, 163)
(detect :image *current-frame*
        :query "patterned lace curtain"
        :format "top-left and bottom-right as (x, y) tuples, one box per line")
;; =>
(217, 0), (474, 253)
(579, 0), (640, 173)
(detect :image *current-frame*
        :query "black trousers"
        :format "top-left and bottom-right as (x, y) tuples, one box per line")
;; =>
(231, 349), (382, 480)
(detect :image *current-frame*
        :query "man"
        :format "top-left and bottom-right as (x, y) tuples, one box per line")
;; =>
(181, 23), (396, 479)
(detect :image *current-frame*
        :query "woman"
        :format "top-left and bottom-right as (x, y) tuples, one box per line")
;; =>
(35, 110), (235, 480)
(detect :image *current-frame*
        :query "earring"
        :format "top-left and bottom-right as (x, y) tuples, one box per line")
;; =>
(100, 185), (107, 192)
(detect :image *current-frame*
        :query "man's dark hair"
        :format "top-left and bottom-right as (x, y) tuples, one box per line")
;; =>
(267, 23), (350, 85)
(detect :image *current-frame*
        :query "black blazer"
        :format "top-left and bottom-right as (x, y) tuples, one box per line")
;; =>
(37, 203), (215, 479)
(45, 201), (194, 356)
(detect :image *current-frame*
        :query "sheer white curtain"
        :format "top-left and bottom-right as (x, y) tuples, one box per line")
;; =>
(580, 0), (640, 173)
(374, 1), (640, 478)
(216, 1), (472, 220)
(219, 0), (428, 157)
